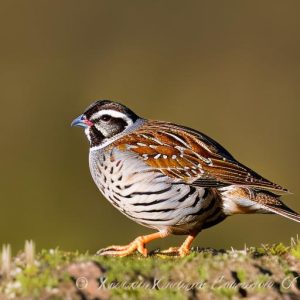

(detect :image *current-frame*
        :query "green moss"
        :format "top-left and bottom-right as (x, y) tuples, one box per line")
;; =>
(256, 274), (270, 284)
(291, 241), (300, 259)
(198, 264), (209, 281)
(268, 243), (289, 256)
(151, 289), (187, 300)
(213, 287), (237, 299)
(254, 243), (290, 257)
(255, 246), (267, 256)
(16, 269), (59, 298)
(111, 288), (144, 300)
(236, 269), (247, 283)
(95, 255), (157, 282)
(38, 248), (72, 268)
(111, 288), (187, 300)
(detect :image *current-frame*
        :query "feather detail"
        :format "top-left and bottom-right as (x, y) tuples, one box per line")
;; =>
(220, 186), (300, 222)
(258, 203), (300, 223)
(253, 191), (300, 223)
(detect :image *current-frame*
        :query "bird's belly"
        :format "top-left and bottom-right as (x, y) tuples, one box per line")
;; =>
(89, 149), (221, 233)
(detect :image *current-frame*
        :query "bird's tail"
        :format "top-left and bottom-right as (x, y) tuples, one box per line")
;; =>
(254, 190), (300, 223)
(220, 186), (300, 222)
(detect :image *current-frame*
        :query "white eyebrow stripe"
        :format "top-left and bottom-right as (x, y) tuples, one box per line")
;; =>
(90, 109), (133, 125)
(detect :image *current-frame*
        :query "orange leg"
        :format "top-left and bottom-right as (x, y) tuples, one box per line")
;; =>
(96, 231), (168, 257)
(160, 234), (197, 257)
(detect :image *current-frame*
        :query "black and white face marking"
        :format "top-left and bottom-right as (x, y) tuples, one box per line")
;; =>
(72, 100), (141, 149)
(90, 109), (134, 137)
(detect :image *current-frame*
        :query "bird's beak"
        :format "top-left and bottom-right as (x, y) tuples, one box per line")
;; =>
(71, 114), (93, 128)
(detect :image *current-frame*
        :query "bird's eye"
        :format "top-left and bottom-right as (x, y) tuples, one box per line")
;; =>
(100, 114), (111, 122)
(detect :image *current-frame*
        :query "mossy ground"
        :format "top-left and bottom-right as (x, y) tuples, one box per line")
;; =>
(0, 239), (300, 300)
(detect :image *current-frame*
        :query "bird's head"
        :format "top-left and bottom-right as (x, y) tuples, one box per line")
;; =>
(71, 100), (141, 149)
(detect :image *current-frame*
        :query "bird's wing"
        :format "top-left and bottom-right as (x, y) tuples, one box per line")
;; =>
(111, 120), (287, 193)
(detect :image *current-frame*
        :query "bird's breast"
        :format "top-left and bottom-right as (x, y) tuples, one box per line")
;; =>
(89, 148), (222, 232)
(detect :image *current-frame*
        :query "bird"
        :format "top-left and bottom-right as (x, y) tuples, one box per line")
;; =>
(71, 100), (300, 257)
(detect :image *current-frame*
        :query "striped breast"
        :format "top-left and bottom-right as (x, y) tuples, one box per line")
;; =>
(89, 147), (223, 234)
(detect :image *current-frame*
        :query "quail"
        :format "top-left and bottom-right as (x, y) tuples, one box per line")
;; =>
(72, 100), (300, 257)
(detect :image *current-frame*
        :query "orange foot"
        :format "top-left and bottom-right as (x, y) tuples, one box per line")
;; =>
(159, 235), (196, 257)
(96, 232), (166, 257)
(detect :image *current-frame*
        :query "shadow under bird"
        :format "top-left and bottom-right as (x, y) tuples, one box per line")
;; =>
(72, 100), (300, 257)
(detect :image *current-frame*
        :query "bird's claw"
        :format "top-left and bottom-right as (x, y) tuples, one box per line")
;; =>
(96, 237), (148, 257)
(158, 246), (190, 257)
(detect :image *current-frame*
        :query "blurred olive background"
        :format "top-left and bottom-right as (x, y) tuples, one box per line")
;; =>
(0, 0), (299, 253)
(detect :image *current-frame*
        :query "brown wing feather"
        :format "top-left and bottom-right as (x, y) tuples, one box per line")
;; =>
(111, 120), (288, 193)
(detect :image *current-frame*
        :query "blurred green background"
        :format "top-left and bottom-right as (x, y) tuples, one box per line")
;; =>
(0, 1), (299, 253)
